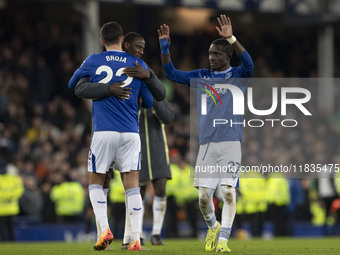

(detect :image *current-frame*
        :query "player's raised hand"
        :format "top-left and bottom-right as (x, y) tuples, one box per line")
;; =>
(216, 14), (233, 39)
(123, 61), (150, 79)
(158, 24), (171, 54)
(158, 24), (170, 41)
(109, 82), (132, 101)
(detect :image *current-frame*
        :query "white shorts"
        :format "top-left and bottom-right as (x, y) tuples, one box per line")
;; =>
(88, 131), (141, 174)
(193, 141), (241, 189)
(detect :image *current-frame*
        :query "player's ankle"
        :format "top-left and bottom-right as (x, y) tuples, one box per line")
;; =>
(210, 222), (218, 230)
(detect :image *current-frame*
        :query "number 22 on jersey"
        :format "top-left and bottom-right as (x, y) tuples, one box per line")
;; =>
(96, 65), (132, 87)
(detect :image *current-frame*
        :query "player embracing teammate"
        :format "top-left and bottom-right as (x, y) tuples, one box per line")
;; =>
(69, 22), (153, 251)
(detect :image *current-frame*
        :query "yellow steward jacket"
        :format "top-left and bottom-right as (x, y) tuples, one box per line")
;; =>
(169, 164), (198, 206)
(0, 173), (24, 216)
(267, 173), (290, 206)
(238, 171), (267, 214)
(50, 182), (85, 216)
(109, 171), (125, 203)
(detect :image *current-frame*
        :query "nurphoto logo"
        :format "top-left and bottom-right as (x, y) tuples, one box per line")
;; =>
(200, 83), (312, 128)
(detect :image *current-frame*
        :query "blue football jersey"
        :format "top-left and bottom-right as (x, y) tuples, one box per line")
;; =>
(163, 50), (254, 144)
(69, 50), (154, 133)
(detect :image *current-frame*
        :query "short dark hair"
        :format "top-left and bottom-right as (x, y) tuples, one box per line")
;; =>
(212, 38), (233, 56)
(124, 32), (144, 44)
(100, 22), (123, 46)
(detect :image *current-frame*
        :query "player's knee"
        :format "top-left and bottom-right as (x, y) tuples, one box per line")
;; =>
(89, 172), (106, 186)
(221, 185), (236, 205)
(199, 188), (211, 209)
(153, 178), (167, 197)
(154, 187), (166, 197)
(199, 196), (209, 210)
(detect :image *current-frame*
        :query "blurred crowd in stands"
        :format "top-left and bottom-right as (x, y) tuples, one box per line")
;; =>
(1, 2), (340, 241)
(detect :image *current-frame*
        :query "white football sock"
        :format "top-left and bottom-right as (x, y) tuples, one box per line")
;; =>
(151, 196), (167, 235)
(96, 188), (109, 241)
(96, 220), (101, 241)
(140, 201), (145, 239)
(126, 187), (142, 243)
(199, 187), (217, 229)
(220, 186), (236, 241)
(123, 193), (132, 244)
(89, 184), (109, 235)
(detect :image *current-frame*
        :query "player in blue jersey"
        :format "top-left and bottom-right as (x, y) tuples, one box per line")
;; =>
(74, 32), (172, 249)
(68, 22), (153, 251)
(158, 14), (254, 252)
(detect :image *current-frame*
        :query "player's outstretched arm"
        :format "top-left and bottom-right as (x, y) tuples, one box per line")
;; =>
(216, 14), (245, 55)
(75, 77), (132, 101)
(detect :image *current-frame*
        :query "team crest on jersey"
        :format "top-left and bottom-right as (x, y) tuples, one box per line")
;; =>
(225, 72), (232, 79)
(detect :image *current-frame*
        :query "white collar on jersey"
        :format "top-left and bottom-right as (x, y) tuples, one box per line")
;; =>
(107, 49), (124, 53)
(212, 66), (232, 74)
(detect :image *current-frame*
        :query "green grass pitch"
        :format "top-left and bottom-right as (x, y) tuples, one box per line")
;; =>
(1, 238), (340, 255)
